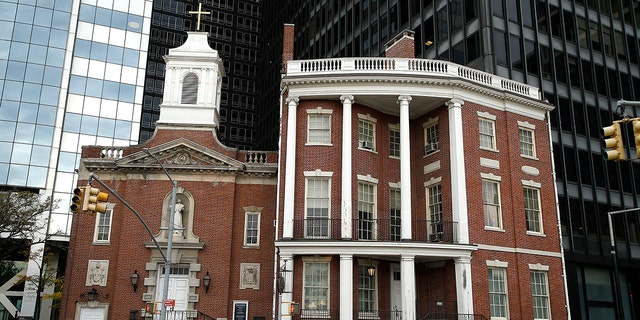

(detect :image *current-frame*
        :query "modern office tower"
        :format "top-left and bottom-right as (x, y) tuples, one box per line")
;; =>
(0, 0), (152, 318)
(141, 0), (262, 150)
(259, 0), (640, 319)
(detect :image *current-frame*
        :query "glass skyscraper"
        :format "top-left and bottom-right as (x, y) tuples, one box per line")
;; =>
(0, 0), (152, 318)
(257, 0), (640, 318)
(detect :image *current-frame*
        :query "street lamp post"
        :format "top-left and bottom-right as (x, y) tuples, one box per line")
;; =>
(607, 207), (639, 320)
(143, 149), (177, 320)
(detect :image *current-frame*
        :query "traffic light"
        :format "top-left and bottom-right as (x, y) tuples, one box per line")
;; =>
(633, 119), (640, 158)
(86, 186), (109, 213)
(602, 122), (626, 161)
(70, 187), (86, 213)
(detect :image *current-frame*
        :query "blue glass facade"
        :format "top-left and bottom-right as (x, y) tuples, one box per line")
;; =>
(0, 0), (72, 188)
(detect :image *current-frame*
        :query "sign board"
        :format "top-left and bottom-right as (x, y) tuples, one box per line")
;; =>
(164, 299), (175, 307)
(233, 300), (248, 320)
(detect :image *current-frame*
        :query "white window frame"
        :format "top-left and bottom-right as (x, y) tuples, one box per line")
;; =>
(426, 181), (443, 241)
(358, 114), (377, 151)
(518, 121), (537, 159)
(243, 211), (260, 246)
(486, 261), (509, 320)
(304, 172), (332, 239)
(478, 112), (497, 151)
(529, 266), (551, 320)
(357, 175), (378, 240)
(302, 258), (331, 315)
(357, 260), (378, 316)
(523, 180), (544, 235)
(389, 124), (400, 158)
(423, 117), (439, 155)
(307, 108), (333, 145)
(482, 173), (503, 230)
(93, 207), (113, 243)
(389, 187), (401, 241)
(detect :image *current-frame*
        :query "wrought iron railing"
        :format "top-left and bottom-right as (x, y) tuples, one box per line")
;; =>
(420, 313), (488, 320)
(296, 309), (402, 320)
(291, 218), (458, 243)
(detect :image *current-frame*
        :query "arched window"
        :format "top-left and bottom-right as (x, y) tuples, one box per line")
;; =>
(181, 73), (198, 104)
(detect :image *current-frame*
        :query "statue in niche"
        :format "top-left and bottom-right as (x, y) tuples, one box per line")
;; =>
(173, 199), (185, 237)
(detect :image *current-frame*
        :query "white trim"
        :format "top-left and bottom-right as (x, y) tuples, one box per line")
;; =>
(304, 169), (334, 177)
(476, 244), (563, 257)
(528, 263), (550, 271)
(424, 160), (441, 174)
(522, 180), (542, 188)
(306, 107), (333, 114)
(517, 120), (535, 130)
(357, 113), (378, 123)
(243, 211), (261, 247)
(477, 111), (496, 120)
(480, 158), (500, 169)
(388, 123), (400, 130)
(423, 176), (442, 187)
(481, 172), (502, 181)
(357, 174), (379, 184)
(388, 181), (401, 189)
(422, 116), (439, 127)
(486, 260), (508, 268)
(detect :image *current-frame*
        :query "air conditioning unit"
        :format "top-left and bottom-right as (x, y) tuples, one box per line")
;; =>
(425, 143), (438, 154)
(429, 232), (442, 242)
(362, 141), (373, 150)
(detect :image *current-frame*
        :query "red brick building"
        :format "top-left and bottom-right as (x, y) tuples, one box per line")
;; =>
(61, 28), (568, 320)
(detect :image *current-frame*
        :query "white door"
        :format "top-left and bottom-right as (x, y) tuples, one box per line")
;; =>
(79, 307), (105, 320)
(157, 276), (189, 311)
(390, 263), (402, 318)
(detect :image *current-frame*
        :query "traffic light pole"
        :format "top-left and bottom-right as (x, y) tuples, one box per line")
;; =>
(89, 164), (176, 320)
(143, 149), (177, 320)
(607, 207), (640, 320)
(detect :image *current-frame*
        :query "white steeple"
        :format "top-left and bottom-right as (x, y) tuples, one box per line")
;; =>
(156, 32), (225, 128)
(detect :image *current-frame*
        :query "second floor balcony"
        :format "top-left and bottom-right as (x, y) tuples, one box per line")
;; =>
(290, 218), (459, 243)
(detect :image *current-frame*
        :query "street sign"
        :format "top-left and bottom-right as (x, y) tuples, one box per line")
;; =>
(164, 299), (175, 307)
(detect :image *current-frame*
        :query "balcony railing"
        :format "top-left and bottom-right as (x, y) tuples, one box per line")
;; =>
(291, 218), (458, 243)
(297, 309), (401, 320)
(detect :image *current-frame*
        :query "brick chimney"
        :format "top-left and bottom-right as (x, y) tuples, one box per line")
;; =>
(282, 24), (295, 72)
(385, 29), (415, 58)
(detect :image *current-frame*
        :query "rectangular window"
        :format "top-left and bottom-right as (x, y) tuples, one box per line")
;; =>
(358, 182), (376, 240)
(94, 209), (113, 242)
(424, 123), (439, 154)
(244, 212), (260, 246)
(488, 268), (508, 318)
(483, 180), (502, 229)
(308, 114), (331, 144)
(358, 119), (375, 150)
(524, 187), (543, 233)
(389, 128), (400, 157)
(306, 178), (330, 239)
(479, 118), (496, 150)
(519, 128), (536, 157)
(530, 271), (550, 319)
(427, 184), (443, 241)
(390, 189), (401, 241)
(358, 265), (377, 314)
(303, 262), (329, 313)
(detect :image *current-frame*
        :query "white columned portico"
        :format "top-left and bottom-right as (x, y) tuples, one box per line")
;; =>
(279, 255), (294, 320)
(283, 97), (299, 239)
(398, 96), (413, 240)
(339, 254), (354, 320)
(341, 95), (354, 239)
(446, 98), (469, 244)
(400, 255), (416, 320)
(454, 257), (474, 315)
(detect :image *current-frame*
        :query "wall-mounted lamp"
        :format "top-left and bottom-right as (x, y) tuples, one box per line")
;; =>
(203, 271), (211, 293)
(131, 270), (140, 292)
(87, 288), (98, 302)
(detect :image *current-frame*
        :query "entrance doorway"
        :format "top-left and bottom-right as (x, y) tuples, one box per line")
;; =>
(390, 263), (402, 319)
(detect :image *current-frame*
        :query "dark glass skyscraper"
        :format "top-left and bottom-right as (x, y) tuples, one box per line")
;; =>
(257, 1), (640, 318)
(142, 0), (262, 149)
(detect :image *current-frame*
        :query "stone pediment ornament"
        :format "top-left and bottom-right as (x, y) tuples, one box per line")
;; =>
(116, 138), (245, 171)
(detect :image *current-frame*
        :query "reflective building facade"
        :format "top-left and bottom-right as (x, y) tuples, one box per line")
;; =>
(257, 0), (640, 319)
(0, 0), (152, 318)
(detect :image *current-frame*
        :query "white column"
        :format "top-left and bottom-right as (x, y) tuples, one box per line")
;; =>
(398, 96), (412, 240)
(454, 257), (474, 315)
(400, 255), (416, 320)
(283, 97), (299, 239)
(339, 254), (354, 320)
(446, 98), (469, 244)
(341, 95), (354, 239)
(280, 255), (294, 320)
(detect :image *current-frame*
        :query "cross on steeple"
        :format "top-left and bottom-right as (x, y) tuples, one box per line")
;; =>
(188, 2), (210, 31)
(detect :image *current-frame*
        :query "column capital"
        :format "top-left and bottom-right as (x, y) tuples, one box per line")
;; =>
(340, 95), (355, 104)
(446, 98), (464, 108)
(286, 96), (299, 105)
(455, 256), (472, 264)
(397, 95), (413, 103)
(340, 254), (353, 260)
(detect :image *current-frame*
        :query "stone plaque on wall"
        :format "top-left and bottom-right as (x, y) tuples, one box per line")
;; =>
(239, 263), (259, 289)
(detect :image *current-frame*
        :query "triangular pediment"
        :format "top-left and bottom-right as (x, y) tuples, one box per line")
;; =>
(116, 138), (244, 171)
